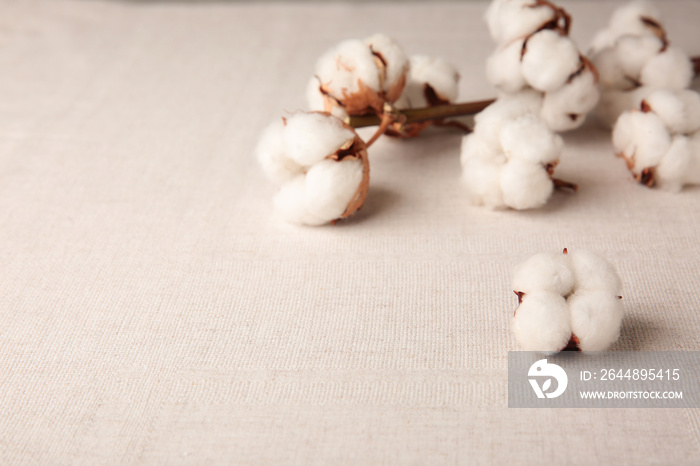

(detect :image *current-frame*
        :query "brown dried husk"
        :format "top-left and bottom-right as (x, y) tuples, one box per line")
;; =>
(336, 134), (370, 220)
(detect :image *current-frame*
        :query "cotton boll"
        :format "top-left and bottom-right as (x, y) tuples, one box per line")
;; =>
(284, 113), (356, 167)
(304, 157), (364, 221)
(512, 251), (575, 296)
(512, 291), (572, 353)
(612, 110), (671, 171)
(645, 89), (700, 135)
(256, 118), (304, 184)
(500, 159), (554, 210)
(499, 114), (563, 164)
(473, 91), (543, 145)
(541, 70), (600, 132)
(485, 0), (558, 45)
(273, 175), (327, 226)
(655, 135), (691, 192)
(315, 39), (381, 97)
(568, 291), (624, 352)
(640, 46), (694, 90)
(486, 39), (527, 93)
(364, 34), (409, 96)
(568, 249), (622, 295)
(614, 34), (663, 79)
(521, 30), (581, 92)
(400, 55), (459, 108)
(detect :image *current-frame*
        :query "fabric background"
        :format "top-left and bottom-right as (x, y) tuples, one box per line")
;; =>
(0, 0), (699, 463)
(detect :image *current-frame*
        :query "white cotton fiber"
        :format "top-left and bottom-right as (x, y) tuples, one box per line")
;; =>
(486, 39), (527, 93)
(512, 291), (572, 353)
(614, 34), (663, 79)
(473, 91), (543, 146)
(364, 34), (409, 93)
(284, 113), (355, 167)
(500, 159), (554, 210)
(568, 291), (624, 351)
(589, 0), (662, 53)
(592, 47), (634, 90)
(315, 39), (381, 97)
(540, 69), (600, 132)
(273, 175), (327, 226)
(256, 118), (304, 184)
(500, 114), (563, 164)
(398, 55), (459, 108)
(645, 89), (700, 135)
(485, 0), (558, 45)
(304, 157), (364, 221)
(521, 30), (581, 93)
(568, 249), (623, 295)
(640, 46), (694, 90)
(512, 251), (575, 296)
(654, 135), (691, 192)
(612, 110), (671, 171)
(461, 153), (506, 208)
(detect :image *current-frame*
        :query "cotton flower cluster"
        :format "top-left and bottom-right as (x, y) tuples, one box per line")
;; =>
(485, 0), (600, 131)
(306, 34), (410, 120)
(590, 0), (694, 126)
(460, 92), (568, 210)
(612, 89), (700, 191)
(307, 35), (461, 136)
(256, 112), (369, 226)
(512, 249), (624, 353)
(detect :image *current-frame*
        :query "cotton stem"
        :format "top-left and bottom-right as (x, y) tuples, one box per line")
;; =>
(346, 99), (495, 129)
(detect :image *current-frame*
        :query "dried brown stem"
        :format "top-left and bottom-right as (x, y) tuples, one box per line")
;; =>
(693, 56), (700, 76)
(346, 99), (495, 129)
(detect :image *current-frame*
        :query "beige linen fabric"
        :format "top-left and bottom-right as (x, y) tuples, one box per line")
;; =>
(0, 0), (699, 464)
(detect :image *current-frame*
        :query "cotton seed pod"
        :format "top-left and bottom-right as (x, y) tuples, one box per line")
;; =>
(612, 90), (700, 191)
(540, 60), (600, 132)
(639, 46), (694, 90)
(394, 55), (459, 109)
(256, 112), (370, 226)
(486, 39), (527, 93)
(511, 249), (624, 352)
(589, 0), (662, 54)
(309, 34), (409, 117)
(461, 97), (569, 211)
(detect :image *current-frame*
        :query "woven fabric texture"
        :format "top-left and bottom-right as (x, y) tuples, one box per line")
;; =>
(0, 0), (699, 463)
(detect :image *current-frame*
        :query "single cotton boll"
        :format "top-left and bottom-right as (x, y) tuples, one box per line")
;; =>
(485, 0), (558, 45)
(284, 113), (355, 167)
(612, 110), (671, 171)
(499, 114), (563, 164)
(364, 34), (409, 94)
(315, 39), (381, 97)
(645, 89), (700, 135)
(500, 159), (554, 210)
(568, 291), (624, 352)
(521, 30), (581, 92)
(595, 87), (650, 128)
(256, 118), (304, 184)
(399, 55), (459, 108)
(304, 158), (364, 221)
(473, 91), (543, 146)
(640, 46), (694, 90)
(592, 47), (634, 90)
(512, 291), (572, 353)
(512, 252), (575, 296)
(655, 135), (691, 192)
(541, 70), (600, 132)
(614, 34), (663, 79)
(273, 175), (327, 226)
(486, 39), (527, 93)
(568, 249), (622, 295)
